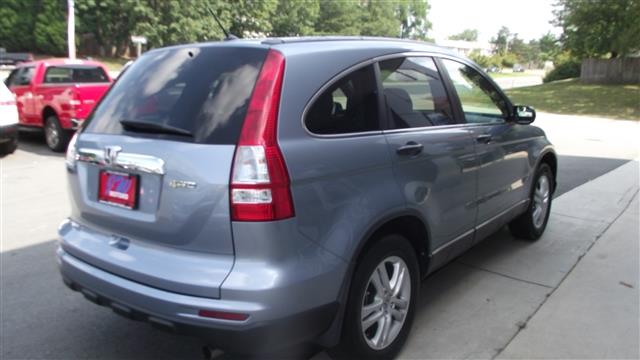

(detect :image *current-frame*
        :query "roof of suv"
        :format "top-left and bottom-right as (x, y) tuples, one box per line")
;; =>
(155, 36), (461, 59)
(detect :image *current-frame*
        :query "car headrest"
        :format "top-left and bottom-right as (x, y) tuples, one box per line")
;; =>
(384, 87), (413, 114)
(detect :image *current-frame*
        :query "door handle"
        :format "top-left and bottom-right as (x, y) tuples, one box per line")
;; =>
(476, 134), (493, 144)
(396, 141), (424, 156)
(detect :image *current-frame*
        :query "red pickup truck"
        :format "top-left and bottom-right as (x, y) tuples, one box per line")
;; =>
(5, 59), (112, 151)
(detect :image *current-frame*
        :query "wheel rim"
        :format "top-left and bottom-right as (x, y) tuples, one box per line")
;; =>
(45, 120), (59, 149)
(532, 174), (550, 229)
(361, 256), (411, 350)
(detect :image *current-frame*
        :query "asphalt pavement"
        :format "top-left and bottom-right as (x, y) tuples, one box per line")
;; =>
(1, 114), (638, 359)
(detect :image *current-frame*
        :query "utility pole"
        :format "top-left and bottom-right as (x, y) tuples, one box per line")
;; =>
(67, 0), (76, 59)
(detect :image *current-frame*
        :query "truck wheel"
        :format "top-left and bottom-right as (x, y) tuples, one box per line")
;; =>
(44, 115), (70, 152)
(509, 163), (554, 241)
(335, 234), (419, 359)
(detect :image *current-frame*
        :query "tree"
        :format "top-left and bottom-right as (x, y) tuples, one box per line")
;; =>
(33, 0), (67, 56)
(553, 0), (640, 58)
(507, 34), (527, 61)
(538, 32), (560, 61)
(271, 0), (319, 36)
(76, 0), (148, 57)
(490, 26), (511, 55)
(0, 0), (36, 52)
(448, 29), (478, 41)
(314, 0), (361, 35)
(360, 0), (399, 37)
(397, 0), (431, 40)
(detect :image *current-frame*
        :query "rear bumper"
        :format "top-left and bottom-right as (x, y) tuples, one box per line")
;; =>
(57, 247), (338, 353)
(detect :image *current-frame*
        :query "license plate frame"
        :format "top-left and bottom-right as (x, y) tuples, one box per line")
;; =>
(98, 170), (139, 210)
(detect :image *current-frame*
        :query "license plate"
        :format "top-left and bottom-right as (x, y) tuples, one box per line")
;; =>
(98, 170), (139, 209)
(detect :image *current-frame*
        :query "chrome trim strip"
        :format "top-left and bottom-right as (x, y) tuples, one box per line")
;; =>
(430, 199), (529, 256)
(475, 199), (529, 230)
(432, 228), (474, 256)
(76, 148), (165, 175)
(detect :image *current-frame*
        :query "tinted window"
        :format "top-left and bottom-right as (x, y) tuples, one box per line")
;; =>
(44, 66), (109, 83)
(85, 47), (267, 144)
(4, 69), (19, 87)
(6, 67), (34, 87)
(379, 57), (455, 128)
(441, 59), (509, 124)
(305, 65), (379, 135)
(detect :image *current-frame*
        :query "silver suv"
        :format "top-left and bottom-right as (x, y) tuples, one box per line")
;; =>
(58, 37), (556, 358)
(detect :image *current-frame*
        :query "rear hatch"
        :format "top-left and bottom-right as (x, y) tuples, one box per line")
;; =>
(63, 46), (268, 298)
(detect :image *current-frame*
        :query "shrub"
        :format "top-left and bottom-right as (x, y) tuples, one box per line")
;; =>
(543, 60), (581, 83)
(500, 53), (518, 68)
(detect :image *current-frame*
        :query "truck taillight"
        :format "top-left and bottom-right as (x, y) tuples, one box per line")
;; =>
(230, 50), (294, 222)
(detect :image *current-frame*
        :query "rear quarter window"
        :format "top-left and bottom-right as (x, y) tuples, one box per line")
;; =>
(44, 66), (110, 83)
(84, 46), (268, 145)
(305, 65), (380, 135)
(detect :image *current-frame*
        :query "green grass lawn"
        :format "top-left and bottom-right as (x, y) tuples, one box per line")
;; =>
(505, 79), (640, 120)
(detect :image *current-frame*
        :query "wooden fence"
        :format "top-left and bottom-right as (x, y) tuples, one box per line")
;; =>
(581, 58), (640, 84)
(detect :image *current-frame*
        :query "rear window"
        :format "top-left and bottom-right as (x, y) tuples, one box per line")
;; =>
(84, 46), (267, 144)
(44, 65), (109, 83)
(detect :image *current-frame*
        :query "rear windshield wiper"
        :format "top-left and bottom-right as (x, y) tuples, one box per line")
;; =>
(120, 119), (193, 137)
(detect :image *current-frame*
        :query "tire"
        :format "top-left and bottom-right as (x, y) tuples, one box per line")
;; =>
(44, 115), (70, 152)
(0, 136), (18, 157)
(335, 234), (420, 359)
(509, 163), (554, 241)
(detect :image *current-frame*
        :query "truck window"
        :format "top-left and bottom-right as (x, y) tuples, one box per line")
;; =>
(44, 66), (109, 84)
(5, 67), (35, 87)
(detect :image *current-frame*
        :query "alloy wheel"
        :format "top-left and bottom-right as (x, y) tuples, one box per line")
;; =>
(45, 120), (59, 149)
(532, 174), (550, 229)
(360, 256), (411, 350)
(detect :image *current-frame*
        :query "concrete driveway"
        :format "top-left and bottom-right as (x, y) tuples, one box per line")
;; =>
(1, 113), (638, 359)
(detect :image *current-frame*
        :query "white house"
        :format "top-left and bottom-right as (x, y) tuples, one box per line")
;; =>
(435, 39), (493, 57)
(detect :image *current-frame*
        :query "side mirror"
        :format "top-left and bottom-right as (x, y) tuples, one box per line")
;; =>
(513, 105), (536, 124)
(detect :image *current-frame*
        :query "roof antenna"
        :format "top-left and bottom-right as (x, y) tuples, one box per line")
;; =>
(207, 7), (238, 41)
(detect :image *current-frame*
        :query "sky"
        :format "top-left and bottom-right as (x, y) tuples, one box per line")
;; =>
(429, 0), (562, 43)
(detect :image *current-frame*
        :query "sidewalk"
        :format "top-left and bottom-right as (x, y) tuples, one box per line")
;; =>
(498, 161), (639, 359)
(397, 159), (640, 359)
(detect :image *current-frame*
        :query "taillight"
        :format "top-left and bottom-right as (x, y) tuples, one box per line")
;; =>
(230, 49), (294, 222)
(65, 132), (79, 169)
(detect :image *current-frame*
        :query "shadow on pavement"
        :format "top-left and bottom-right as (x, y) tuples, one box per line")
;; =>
(555, 155), (628, 197)
(0, 240), (204, 360)
(15, 131), (65, 158)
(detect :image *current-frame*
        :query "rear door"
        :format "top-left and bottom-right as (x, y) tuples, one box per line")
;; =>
(379, 56), (478, 268)
(439, 59), (531, 241)
(65, 46), (269, 298)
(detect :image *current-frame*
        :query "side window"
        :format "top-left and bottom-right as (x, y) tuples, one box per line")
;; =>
(379, 57), (455, 129)
(4, 69), (19, 87)
(6, 67), (34, 86)
(305, 65), (379, 135)
(441, 59), (509, 124)
(44, 67), (72, 83)
(45, 66), (110, 84)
